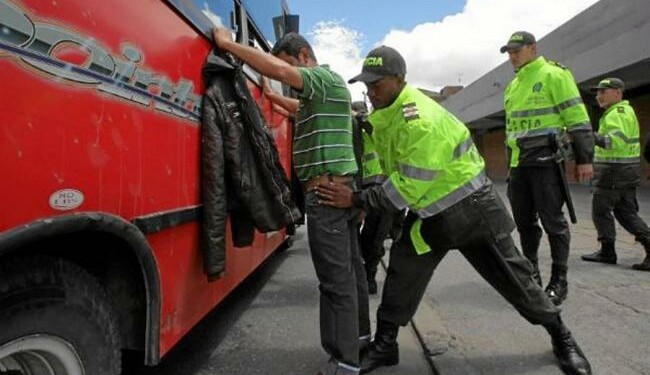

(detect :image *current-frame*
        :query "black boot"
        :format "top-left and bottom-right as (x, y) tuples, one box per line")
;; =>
(366, 268), (378, 295)
(581, 242), (616, 264)
(359, 336), (371, 357)
(545, 317), (592, 375)
(632, 242), (650, 271)
(367, 279), (377, 295)
(360, 320), (399, 374)
(545, 265), (568, 306)
(632, 255), (650, 271)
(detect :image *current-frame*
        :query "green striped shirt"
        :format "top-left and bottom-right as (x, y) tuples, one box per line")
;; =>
(294, 65), (358, 181)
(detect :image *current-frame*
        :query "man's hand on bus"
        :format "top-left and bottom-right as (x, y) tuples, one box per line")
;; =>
(262, 76), (300, 113)
(261, 76), (273, 96)
(210, 27), (304, 93)
(212, 26), (234, 50)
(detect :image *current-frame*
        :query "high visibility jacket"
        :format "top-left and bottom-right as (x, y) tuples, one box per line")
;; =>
(504, 56), (593, 167)
(593, 100), (641, 189)
(368, 84), (487, 219)
(361, 131), (387, 186)
(594, 100), (640, 163)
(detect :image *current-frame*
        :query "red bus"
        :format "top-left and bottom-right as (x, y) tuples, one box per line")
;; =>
(0, 1), (298, 374)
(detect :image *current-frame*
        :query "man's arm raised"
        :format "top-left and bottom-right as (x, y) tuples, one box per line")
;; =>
(212, 27), (303, 92)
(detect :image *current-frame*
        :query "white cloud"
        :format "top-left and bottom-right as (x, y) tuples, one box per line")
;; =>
(309, 21), (367, 102)
(308, 0), (600, 101)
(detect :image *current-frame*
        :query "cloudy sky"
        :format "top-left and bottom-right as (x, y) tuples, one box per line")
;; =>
(290, 0), (600, 101)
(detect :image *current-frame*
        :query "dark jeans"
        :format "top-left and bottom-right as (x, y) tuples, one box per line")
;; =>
(508, 166), (570, 270)
(377, 183), (560, 328)
(305, 191), (370, 368)
(592, 187), (650, 246)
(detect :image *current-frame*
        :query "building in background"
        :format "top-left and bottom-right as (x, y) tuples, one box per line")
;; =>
(420, 86), (464, 103)
(441, 0), (650, 185)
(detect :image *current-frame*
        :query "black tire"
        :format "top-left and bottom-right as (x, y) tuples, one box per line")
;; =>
(0, 255), (121, 375)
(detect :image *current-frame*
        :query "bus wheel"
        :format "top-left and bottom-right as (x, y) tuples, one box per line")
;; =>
(0, 255), (121, 375)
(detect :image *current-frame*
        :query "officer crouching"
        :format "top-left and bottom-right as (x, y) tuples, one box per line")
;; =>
(315, 46), (592, 375)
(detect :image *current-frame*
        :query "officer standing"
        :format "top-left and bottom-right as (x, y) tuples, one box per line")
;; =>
(316, 46), (592, 375)
(581, 78), (650, 271)
(501, 31), (594, 305)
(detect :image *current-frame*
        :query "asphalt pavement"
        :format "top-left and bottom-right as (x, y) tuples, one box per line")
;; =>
(131, 227), (433, 375)
(418, 182), (650, 375)
(131, 181), (650, 375)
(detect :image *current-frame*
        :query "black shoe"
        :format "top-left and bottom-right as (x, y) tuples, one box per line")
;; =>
(359, 337), (371, 357)
(361, 321), (399, 374)
(367, 279), (377, 295)
(545, 279), (568, 306)
(550, 329), (592, 375)
(581, 250), (617, 264)
(632, 256), (650, 271)
(360, 340), (399, 374)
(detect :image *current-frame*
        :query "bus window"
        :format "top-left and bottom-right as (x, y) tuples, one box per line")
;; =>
(197, 0), (233, 28)
(166, 0), (235, 35)
(241, 0), (287, 44)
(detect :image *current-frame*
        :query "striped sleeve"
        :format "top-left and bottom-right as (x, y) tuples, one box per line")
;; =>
(297, 67), (326, 103)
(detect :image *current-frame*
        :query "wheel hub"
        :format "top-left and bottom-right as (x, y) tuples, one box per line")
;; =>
(0, 334), (84, 375)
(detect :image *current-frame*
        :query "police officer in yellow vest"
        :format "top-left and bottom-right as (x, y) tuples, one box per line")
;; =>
(581, 78), (650, 271)
(315, 46), (592, 375)
(501, 31), (594, 305)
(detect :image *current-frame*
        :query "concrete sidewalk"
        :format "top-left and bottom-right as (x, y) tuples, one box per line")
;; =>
(416, 182), (650, 375)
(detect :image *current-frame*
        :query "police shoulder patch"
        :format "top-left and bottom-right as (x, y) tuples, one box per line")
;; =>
(402, 102), (420, 121)
(549, 60), (567, 70)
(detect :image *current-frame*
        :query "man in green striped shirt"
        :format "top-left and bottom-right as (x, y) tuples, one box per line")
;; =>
(213, 28), (368, 375)
(292, 64), (359, 180)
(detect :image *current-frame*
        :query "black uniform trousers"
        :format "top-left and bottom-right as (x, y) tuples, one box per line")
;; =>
(507, 166), (570, 270)
(360, 209), (394, 278)
(592, 187), (650, 246)
(305, 191), (370, 370)
(377, 183), (560, 327)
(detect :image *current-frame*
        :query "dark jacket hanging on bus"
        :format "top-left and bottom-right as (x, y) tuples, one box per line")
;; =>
(200, 50), (302, 281)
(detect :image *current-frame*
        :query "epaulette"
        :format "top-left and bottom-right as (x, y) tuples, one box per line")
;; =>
(548, 60), (568, 70)
(617, 106), (626, 113)
(402, 102), (420, 121)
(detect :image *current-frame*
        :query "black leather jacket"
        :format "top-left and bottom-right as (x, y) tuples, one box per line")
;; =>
(200, 51), (302, 280)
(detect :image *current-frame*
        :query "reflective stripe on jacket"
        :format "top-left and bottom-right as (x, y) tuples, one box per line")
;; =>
(594, 100), (640, 163)
(361, 131), (387, 186)
(593, 100), (641, 189)
(368, 84), (487, 219)
(504, 56), (592, 167)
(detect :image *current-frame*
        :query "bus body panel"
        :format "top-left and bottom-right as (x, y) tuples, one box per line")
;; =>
(0, 0), (293, 358)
